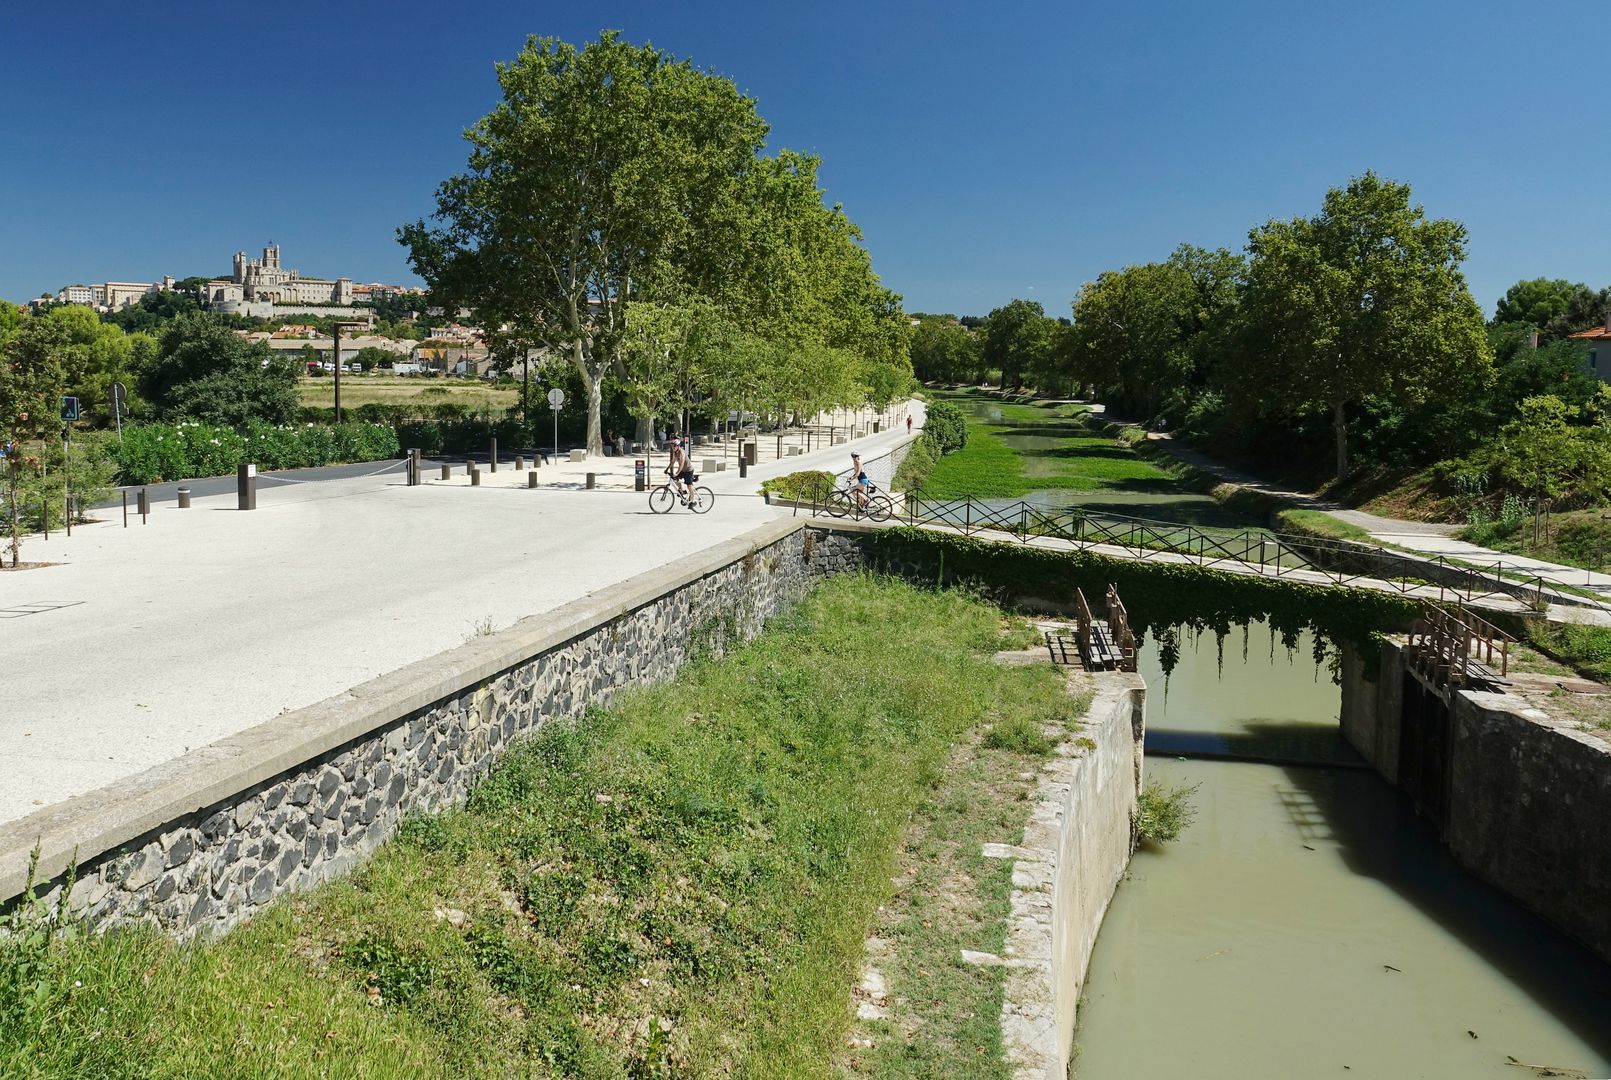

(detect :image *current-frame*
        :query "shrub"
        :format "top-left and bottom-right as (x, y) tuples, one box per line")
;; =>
(921, 400), (969, 456)
(113, 421), (401, 484)
(891, 439), (936, 492)
(759, 470), (835, 503)
(1135, 780), (1199, 843)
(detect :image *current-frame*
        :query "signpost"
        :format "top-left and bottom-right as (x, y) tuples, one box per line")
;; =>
(60, 397), (77, 536)
(547, 387), (565, 462)
(110, 382), (126, 442)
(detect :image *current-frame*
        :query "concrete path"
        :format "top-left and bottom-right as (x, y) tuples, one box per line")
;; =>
(0, 402), (923, 825)
(1373, 533), (1611, 597)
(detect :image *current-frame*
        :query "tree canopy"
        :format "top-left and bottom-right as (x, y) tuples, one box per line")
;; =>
(1226, 171), (1492, 476)
(140, 315), (298, 427)
(401, 32), (908, 451)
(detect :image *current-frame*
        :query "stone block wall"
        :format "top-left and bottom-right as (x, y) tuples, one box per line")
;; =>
(999, 672), (1146, 1079)
(10, 524), (865, 938)
(1341, 638), (1611, 965)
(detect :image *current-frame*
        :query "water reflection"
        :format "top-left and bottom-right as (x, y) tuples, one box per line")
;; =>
(1073, 625), (1611, 1078)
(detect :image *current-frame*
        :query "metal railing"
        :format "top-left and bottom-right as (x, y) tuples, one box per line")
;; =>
(806, 491), (1585, 612)
(1407, 602), (1513, 690)
(1071, 584), (1138, 672)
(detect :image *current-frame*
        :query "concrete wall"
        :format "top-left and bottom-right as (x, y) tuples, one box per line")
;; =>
(1341, 639), (1611, 963)
(0, 521), (865, 937)
(999, 672), (1146, 1079)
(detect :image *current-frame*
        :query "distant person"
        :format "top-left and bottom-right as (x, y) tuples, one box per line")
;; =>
(657, 426), (668, 449)
(614, 432), (626, 457)
(906, 415), (913, 434)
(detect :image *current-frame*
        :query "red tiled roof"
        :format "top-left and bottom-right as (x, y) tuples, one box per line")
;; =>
(1569, 326), (1611, 342)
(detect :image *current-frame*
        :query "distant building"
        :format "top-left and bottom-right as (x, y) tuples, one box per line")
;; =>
(199, 244), (351, 309)
(57, 285), (95, 305)
(1569, 314), (1611, 379)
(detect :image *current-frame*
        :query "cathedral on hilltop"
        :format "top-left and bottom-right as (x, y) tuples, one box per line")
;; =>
(201, 243), (352, 306)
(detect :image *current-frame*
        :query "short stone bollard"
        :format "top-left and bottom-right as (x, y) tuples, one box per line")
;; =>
(528, 471), (539, 489)
(516, 456), (526, 471)
(176, 486), (191, 509)
(703, 458), (718, 473)
(569, 448), (587, 463)
(441, 462), (451, 481)
(470, 467), (481, 487)
(586, 472), (596, 490)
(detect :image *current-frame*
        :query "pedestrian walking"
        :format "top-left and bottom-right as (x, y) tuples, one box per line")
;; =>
(906, 415), (913, 434)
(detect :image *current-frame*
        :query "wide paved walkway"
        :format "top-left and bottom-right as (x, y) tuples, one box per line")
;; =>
(0, 403), (922, 825)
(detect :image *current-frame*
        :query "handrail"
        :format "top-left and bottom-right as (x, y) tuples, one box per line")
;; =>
(1407, 601), (1514, 690)
(853, 491), (1576, 613)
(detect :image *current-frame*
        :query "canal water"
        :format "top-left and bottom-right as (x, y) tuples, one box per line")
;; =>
(1072, 625), (1611, 1078)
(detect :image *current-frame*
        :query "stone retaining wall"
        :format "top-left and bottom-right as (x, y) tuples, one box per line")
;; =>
(1341, 639), (1611, 964)
(1, 521), (865, 937)
(998, 672), (1146, 1079)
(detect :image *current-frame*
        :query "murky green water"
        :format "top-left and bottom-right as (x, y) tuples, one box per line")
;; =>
(1072, 626), (1611, 1078)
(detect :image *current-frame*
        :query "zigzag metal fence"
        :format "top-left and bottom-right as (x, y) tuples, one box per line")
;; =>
(807, 491), (1566, 611)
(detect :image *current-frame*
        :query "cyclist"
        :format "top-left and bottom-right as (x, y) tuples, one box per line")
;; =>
(666, 437), (697, 503)
(849, 452), (872, 509)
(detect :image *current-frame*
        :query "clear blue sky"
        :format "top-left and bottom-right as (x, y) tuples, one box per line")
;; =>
(1, 1), (1603, 318)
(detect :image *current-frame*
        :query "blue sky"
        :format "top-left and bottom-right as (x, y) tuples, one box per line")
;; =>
(1, 1), (1603, 317)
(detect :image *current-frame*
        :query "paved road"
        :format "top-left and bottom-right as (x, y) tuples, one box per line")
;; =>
(0, 404), (922, 825)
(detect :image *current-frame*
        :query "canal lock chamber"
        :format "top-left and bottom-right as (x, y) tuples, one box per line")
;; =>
(1069, 622), (1611, 1079)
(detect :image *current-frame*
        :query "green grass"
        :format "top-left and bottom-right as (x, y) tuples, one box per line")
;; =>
(918, 394), (1174, 500)
(2, 575), (1075, 1079)
(1273, 509), (1374, 543)
(841, 679), (1093, 1079)
(1522, 620), (1611, 684)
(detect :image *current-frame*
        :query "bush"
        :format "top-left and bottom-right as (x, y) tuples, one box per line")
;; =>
(1135, 780), (1199, 843)
(759, 470), (835, 503)
(114, 421), (401, 484)
(890, 439), (936, 493)
(1, 432), (118, 534)
(921, 400), (969, 456)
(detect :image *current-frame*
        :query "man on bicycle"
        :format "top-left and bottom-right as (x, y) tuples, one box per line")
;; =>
(849, 452), (872, 509)
(666, 437), (697, 503)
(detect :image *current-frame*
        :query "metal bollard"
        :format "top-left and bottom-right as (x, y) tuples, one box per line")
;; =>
(739, 456), (747, 479)
(528, 471), (539, 489)
(237, 463), (256, 511)
(441, 462), (450, 481)
(489, 437), (498, 473)
(177, 486), (191, 509)
(408, 448), (421, 486)
(586, 472), (596, 490)
(122, 490), (128, 528)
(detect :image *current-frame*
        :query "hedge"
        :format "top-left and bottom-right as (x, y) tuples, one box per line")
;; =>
(115, 422), (401, 484)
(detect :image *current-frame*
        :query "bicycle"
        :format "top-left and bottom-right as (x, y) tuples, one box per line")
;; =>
(649, 481), (715, 514)
(826, 483), (893, 522)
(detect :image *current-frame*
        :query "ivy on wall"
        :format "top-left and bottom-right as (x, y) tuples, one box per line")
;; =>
(859, 527), (1417, 674)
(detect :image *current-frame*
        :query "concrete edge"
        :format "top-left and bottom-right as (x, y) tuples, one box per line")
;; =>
(0, 517), (806, 902)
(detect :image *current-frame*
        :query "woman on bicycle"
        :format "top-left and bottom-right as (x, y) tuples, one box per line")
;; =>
(849, 452), (872, 508)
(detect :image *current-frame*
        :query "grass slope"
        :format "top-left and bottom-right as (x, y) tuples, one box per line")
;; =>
(1, 575), (1073, 1080)
(919, 395), (1174, 500)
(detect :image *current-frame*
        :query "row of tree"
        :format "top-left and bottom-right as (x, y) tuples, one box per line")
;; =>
(919, 173), (1610, 484)
(399, 32), (911, 453)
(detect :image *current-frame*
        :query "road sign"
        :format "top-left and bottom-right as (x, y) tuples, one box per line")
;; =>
(546, 388), (565, 408)
(60, 396), (79, 422)
(110, 382), (126, 411)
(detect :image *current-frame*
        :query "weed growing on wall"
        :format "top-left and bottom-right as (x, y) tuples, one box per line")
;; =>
(1135, 780), (1199, 844)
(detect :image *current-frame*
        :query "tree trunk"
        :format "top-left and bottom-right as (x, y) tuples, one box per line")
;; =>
(569, 338), (606, 457)
(1332, 398), (1349, 479)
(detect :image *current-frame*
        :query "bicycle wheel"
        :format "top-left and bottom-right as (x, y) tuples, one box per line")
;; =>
(865, 494), (894, 522)
(648, 486), (676, 514)
(688, 486), (715, 514)
(826, 490), (852, 518)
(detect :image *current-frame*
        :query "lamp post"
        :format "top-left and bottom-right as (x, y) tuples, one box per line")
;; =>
(330, 320), (364, 424)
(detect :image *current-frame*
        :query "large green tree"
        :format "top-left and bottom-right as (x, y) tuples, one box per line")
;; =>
(399, 32), (769, 454)
(1, 319), (66, 565)
(909, 318), (981, 383)
(1229, 172), (1492, 477)
(1493, 278), (1610, 340)
(980, 299), (1055, 390)
(140, 315), (298, 426)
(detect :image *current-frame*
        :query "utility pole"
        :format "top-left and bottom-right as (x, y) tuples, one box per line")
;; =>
(331, 320), (364, 424)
